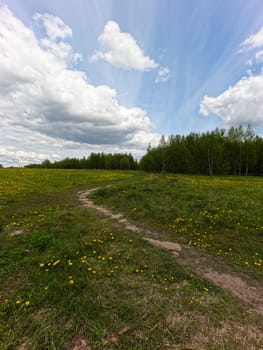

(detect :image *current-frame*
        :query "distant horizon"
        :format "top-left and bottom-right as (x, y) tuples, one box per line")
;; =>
(1, 124), (261, 170)
(1, 0), (263, 167)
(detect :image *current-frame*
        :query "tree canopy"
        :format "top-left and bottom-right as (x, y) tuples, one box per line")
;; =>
(25, 153), (137, 170)
(139, 126), (263, 176)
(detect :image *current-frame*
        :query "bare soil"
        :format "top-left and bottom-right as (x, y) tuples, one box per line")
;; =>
(78, 188), (263, 316)
(9, 229), (24, 237)
(69, 335), (91, 350)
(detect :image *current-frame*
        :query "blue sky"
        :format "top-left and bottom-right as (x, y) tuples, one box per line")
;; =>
(1, 0), (263, 166)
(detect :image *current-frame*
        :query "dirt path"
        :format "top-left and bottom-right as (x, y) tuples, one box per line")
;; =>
(78, 188), (263, 316)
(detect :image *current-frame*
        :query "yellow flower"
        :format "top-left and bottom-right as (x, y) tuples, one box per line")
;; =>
(69, 279), (74, 285)
(39, 263), (45, 268)
(16, 300), (21, 304)
(25, 300), (30, 306)
(53, 259), (60, 266)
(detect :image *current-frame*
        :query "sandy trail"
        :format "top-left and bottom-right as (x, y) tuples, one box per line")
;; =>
(78, 187), (263, 316)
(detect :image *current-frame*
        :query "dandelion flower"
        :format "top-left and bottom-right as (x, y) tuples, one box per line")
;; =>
(53, 259), (60, 266)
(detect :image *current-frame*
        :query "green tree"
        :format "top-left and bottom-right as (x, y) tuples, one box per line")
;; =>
(243, 125), (256, 176)
(119, 156), (131, 170)
(139, 153), (156, 171)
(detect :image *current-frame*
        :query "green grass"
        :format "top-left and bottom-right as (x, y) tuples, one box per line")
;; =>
(0, 169), (262, 349)
(0, 168), (136, 230)
(91, 173), (263, 281)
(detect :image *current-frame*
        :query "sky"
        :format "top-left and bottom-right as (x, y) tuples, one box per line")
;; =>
(1, 0), (263, 167)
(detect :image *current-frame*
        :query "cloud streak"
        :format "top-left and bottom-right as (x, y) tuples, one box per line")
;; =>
(240, 25), (263, 51)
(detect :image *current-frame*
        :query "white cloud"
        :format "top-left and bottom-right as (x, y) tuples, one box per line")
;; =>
(255, 49), (263, 62)
(33, 13), (72, 41)
(33, 13), (82, 64)
(0, 6), (160, 166)
(240, 25), (263, 51)
(200, 73), (263, 127)
(0, 146), (53, 166)
(240, 25), (263, 66)
(91, 20), (158, 71)
(39, 38), (82, 63)
(200, 24), (263, 127)
(155, 66), (170, 83)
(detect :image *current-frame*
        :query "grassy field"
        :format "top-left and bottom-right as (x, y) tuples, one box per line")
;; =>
(0, 169), (262, 349)
(91, 173), (263, 282)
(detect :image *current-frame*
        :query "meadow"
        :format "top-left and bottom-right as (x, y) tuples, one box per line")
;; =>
(0, 169), (262, 349)
(91, 174), (263, 282)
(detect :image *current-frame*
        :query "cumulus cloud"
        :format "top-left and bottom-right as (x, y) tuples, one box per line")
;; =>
(200, 73), (263, 127)
(33, 13), (82, 64)
(39, 38), (83, 63)
(91, 20), (158, 71)
(0, 6), (160, 166)
(155, 66), (170, 83)
(33, 13), (72, 41)
(200, 24), (263, 127)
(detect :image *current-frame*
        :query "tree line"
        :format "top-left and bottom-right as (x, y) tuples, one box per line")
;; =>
(140, 125), (263, 175)
(24, 126), (263, 175)
(25, 153), (137, 170)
